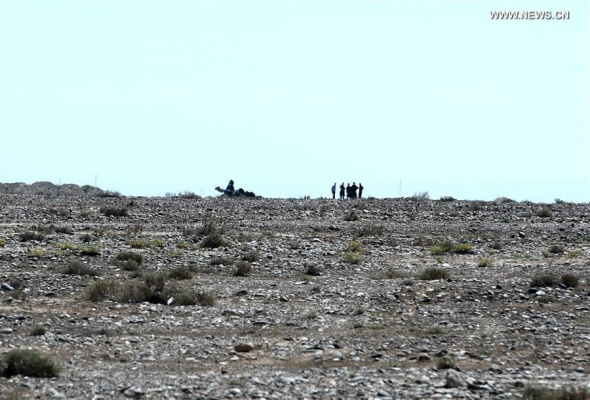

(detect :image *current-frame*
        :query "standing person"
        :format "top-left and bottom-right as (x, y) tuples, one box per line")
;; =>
(346, 183), (351, 200)
(339, 183), (345, 200)
(351, 182), (358, 199)
(358, 183), (364, 199)
(331, 183), (336, 199)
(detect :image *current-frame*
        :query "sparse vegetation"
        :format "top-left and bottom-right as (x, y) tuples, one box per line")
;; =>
(99, 207), (129, 217)
(0, 348), (62, 378)
(478, 258), (494, 268)
(168, 266), (194, 280)
(344, 240), (363, 264)
(356, 223), (384, 237)
(522, 385), (588, 400)
(429, 241), (455, 255)
(536, 207), (553, 218)
(28, 248), (45, 257)
(234, 261), (252, 276)
(63, 260), (100, 276)
(29, 325), (47, 336)
(130, 239), (147, 249)
(453, 243), (473, 254)
(436, 355), (457, 370)
(419, 267), (450, 281)
(19, 231), (44, 242)
(150, 238), (165, 249)
(561, 274), (579, 288)
(80, 244), (102, 256)
(439, 196), (456, 202)
(531, 274), (559, 288)
(304, 263), (322, 276)
(548, 244), (565, 254)
(241, 250), (260, 263)
(84, 279), (119, 302)
(343, 210), (359, 221)
(385, 268), (410, 279)
(202, 232), (224, 248)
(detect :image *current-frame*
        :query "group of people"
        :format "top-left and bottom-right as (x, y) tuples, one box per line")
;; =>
(331, 182), (364, 200)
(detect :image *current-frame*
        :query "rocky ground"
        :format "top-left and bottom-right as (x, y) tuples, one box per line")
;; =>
(0, 193), (589, 399)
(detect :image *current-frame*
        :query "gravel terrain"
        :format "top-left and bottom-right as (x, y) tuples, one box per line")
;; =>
(1, 192), (589, 399)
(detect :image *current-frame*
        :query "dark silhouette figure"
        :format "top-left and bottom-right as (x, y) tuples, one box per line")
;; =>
(346, 183), (351, 200)
(358, 183), (364, 199)
(215, 180), (256, 197)
(331, 183), (336, 199)
(351, 182), (358, 199)
(339, 183), (345, 200)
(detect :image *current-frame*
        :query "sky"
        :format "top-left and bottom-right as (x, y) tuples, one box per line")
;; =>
(0, 0), (588, 202)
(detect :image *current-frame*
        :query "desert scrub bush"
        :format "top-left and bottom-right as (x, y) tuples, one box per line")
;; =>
(210, 256), (233, 266)
(439, 196), (456, 202)
(56, 242), (77, 251)
(522, 386), (588, 400)
(117, 280), (151, 303)
(199, 213), (224, 235)
(491, 241), (503, 250)
(168, 266), (194, 280)
(29, 325), (47, 336)
(150, 238), (165, 249)
(537, 294), (557, 304)
(19, 231), (44, 242)
(241, 250), (260, 262)
(561, 274), (579, 288)
(343, 210), (359, 221)
(454, 243), (473, 254)
(386, 268), (410, 279)
(115, 251), (144, 265)
(84, 279), (118, 302)
(0, 348), (62, 378)
(419, 267), (450, 281)
(426, 325), (450, 335)
(130, 239), (147, 249)
(436, 356), (457, 370)
(304, 263), (322, 276)
(176, 241), (194, 249)
(536, 207), (553, 218)
(429, 241), (454, 255)
(170, 287), (199, 305)
(344, 240), (363, 264)
(201, 232), (224, 248)
(63, 260), (100, 276)
(356, 223), (384, 237)
(28, 248), (45, 257)
(126, 223), (144, 235)
(548, 244), (565, 254)
(195, 291), (216, 306)
(234, 261), (252, 276)
(478, 258), (494, 268)
(99, 206), (128, 217)
(0, 238), (5, 246)
(80, 244), (101, 256)
(469, 201), (486, 211)
(531, 274), (559, 288)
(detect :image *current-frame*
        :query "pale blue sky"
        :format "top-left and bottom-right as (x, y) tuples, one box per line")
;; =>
(1, 0), (588, 201)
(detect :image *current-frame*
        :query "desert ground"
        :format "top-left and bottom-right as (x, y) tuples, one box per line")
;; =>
(1, 190), (589, 399)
